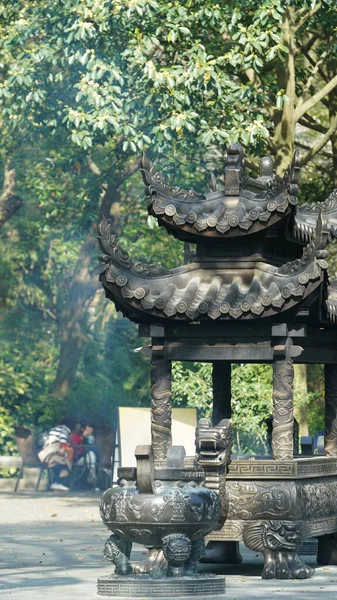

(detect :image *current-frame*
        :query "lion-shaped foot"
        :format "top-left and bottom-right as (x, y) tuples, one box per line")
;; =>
(243, 520), (315, 580)
(262, 549), (314, 579)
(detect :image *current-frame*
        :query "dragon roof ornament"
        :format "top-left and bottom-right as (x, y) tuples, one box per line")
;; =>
(141, 146), (301, 239)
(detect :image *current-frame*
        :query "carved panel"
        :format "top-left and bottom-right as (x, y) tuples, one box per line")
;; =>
(297, 478), (337, 519)
(302, 515), (337, 538)
(226, 481), (295, 520)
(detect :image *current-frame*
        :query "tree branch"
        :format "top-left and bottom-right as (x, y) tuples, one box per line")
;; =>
(298, 114), (337, 166)
(295, 140), (332, 158)
(294, 73), (337, 122)
(295, 1), (322, 32)
(295, 32), (319, 57)
(114, 156), (141, 188)
(0, 159), (23, 229)
(302, 49), (329, 85)
(87, 154), (102, 176)
(298, 115), (327, 134)
(100, 156), (142, 219)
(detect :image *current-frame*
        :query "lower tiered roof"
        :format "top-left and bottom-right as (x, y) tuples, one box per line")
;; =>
(98, 216), (333, 324)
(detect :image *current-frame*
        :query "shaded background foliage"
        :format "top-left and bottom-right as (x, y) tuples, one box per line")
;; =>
(0, 0), (336, 456)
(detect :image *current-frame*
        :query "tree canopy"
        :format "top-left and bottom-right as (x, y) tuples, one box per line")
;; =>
(0, 1), (336, 456)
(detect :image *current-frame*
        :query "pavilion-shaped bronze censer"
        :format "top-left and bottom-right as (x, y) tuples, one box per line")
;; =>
(98, 144), (337, 582)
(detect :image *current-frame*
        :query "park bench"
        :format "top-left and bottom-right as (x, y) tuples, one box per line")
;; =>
(14, 425), (51, 492)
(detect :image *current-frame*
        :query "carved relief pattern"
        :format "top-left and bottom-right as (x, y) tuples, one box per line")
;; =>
(151, 357), (172, 462)
(297, 479), (337, 519)
(171, 490), (187, 523)
(97, 576), (226, 596)
(325, 364), (337, 456)
(227, 458), (337, 478)
(227, 481), (294, 520)
(114, 490), (128, 522)
(98, 215), (169, 275)
(272, 359), (294, 460)
(125, 496), (145, 521)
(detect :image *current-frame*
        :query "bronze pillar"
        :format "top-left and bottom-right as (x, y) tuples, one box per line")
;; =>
(212, 361), (231, 424)
(150, 355), (172, 462)
(272, 358), (294, 460)
(325, 364), (337, 456)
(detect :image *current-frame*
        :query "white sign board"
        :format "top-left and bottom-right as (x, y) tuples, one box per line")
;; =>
(118, 407), (197, 467)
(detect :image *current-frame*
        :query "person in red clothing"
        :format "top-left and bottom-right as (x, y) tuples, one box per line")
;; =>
(71, 422), (85, 460)
(71, 421), (97, 485)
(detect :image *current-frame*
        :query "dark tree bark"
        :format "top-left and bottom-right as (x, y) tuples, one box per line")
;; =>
(328, 67), (337, 187)
(51, 237), (100, 397)
(0, 160), (23, 228)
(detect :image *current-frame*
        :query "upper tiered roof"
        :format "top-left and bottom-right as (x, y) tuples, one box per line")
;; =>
(142, 146), (337, 246)
(141, 145), (299, 241)
(98, 146), (337, 326)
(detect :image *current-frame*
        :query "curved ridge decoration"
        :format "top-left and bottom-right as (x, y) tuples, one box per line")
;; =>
(141, 147), (300, 238)
(294, 189), (337, 244)
(98, 215), (170, 278)
(98, 216), (327, 322)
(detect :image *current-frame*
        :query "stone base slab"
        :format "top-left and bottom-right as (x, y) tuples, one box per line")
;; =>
(97, 574), (226, 598)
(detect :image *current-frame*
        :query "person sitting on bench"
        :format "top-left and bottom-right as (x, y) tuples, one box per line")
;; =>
(38, 423), (73, 491)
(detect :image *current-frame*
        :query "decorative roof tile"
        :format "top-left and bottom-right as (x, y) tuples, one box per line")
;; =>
(98, 216), (327, 323)
(141, 146), (300, 240)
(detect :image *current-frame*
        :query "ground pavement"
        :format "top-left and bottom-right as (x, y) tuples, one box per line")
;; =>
(0, 491), (337, 599)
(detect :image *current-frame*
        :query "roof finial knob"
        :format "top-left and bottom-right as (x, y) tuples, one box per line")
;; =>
(259, 156), (275, 179)
(285, 150), (301, 205)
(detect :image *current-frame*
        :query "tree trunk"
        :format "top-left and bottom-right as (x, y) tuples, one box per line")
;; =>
(49, 158), (137, 398)
(51, 237), (100, 397)
(0, 159), (23, 228)
(272, 7), (297, 176)
(294, 364), (309, 438)
(328, 63), (337, 187)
